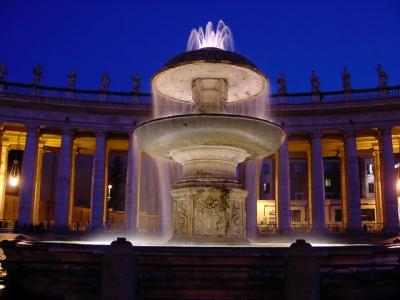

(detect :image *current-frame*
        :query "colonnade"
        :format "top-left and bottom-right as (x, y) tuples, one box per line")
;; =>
(0, 124), (399, 234)
(0, 126), (138, 231)
(246, 127), (399, 234)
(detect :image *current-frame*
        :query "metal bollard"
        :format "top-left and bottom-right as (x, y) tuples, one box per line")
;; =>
(101, 237), (138, 300)
(286, 239), (319, 300)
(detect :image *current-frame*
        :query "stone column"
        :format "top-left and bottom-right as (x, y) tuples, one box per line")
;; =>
(68, 146), (77, 226)
(372, 149), (383, 224)
(245, 159), (261, 239)
(344, 130), (361, 232)
(90, 131), (107, 228)
(310, 133), (325, 232)
(277, 138), (291, 233)
(379, 128), (399, 233)
(125, 132), (138, 231)
(54, 129), (74, 229)
(32, 143), (44, 223)
(18, 126), (39, 225)
(0, 133), (9, 219)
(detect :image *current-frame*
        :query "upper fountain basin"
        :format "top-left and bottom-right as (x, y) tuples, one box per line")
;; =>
(134, 114), (285, 160)
(152, 47), (267, 103)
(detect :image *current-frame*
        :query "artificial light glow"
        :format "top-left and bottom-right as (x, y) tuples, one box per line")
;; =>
(8, 175), (19, 187)
(397, 179), (400, 191)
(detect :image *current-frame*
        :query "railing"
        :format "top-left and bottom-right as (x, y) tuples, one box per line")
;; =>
(104, 221), (125, 231)
(325, 223), (345, 233)
(1, 81), (400, 105)
(271, 85), (400, 104)
(362, 222), (384, 233)
(291, 223), (312, 232)
(0, 219), (16, 230)
(0, 81), (152, 105)
(257, 223), (278, 234)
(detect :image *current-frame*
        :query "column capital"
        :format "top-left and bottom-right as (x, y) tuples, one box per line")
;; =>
(310, 131), (323, 139)
(61, 128), (75, 136)
(25, 125), (40, 134)
(343, 129), (357, 138)
(94, 130), (107, 138)
(379, 127), (393, 136)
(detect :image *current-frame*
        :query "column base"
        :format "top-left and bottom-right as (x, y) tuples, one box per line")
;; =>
(51, 225), (72, 234)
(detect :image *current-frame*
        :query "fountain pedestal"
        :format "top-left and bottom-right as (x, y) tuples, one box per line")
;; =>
(170, 145), (248, 241)
(172, 187), (247, 240)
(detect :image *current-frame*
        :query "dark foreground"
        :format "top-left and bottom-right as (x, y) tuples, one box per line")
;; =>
(0, 233), (399, 300)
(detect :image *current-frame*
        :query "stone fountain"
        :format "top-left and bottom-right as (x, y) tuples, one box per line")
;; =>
(135, 21), (285, 242)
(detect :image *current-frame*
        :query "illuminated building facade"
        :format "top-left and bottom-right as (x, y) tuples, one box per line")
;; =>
(0, 80), (399, 235)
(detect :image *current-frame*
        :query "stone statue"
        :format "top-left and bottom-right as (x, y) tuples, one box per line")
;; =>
(33, 64), (43, 86)
(277, 72), (287, 94)
(131, 75), (141, 93)
(311, 70), (320, 93)
(67, 71), (77, 89)
(342, 67), (352, 91)
(101, 71), (111, 91)
(0, 61), (8, 81)
(376, 64), (388, 88)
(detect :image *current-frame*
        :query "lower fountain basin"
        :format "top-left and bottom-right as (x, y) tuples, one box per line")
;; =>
(134, 114), (285, 160)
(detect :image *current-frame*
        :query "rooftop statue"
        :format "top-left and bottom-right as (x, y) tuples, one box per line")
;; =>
(342, 67), (352, 91)
(311, 70), (320, 93)
(131, 75), (141, 93)
(101, 71), (111, 91)
(67, 71), (77, 89)
(33, 64), (43, 86)
(0, 61), (8, 81)
(277, 72), (287, 94)
(376, 64), (388, 88)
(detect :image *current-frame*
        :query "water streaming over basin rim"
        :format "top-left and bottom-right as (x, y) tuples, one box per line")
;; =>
(152, 48), (267, 104)
(134, 113), (286, 160)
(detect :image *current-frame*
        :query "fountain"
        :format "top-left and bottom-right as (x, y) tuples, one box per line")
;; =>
(135, 21), (285, 242)
(1, 21), (399, 300)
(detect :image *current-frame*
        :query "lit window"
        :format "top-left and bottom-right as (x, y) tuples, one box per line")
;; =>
(324, 178), (331, 187)
(334, 209), (342, 222)
(368, 182), (374, 193)
(263, 182), (270, 193)
(361, 209), (375, 221)
(291, 210), (301, 222)
(367, 163), (373, 175)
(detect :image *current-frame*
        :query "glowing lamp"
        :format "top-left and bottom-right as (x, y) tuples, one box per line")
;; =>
(8, 159), (20, 187)
(8, 175), (19, 187)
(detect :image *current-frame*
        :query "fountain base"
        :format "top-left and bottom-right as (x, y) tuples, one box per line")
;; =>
(171, 186), (247, 240)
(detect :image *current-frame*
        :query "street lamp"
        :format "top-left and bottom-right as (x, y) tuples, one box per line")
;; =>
(106, 184), (112, 228)
(8, 160), (20, 187)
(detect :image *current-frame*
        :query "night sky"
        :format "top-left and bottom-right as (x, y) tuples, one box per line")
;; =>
(1, 0), (399, 94)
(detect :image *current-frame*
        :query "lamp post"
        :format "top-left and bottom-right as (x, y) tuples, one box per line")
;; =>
(107, 184), (112, 228)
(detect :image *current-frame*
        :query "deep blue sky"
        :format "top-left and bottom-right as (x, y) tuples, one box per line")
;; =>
(1, 0), (399, 93)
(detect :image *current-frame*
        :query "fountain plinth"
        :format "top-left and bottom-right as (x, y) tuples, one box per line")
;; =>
(135, 45), (285, 242)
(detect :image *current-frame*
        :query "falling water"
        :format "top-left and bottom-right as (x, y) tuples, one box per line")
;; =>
(153, 84), (270, 120)
(187, 20), (234, 51)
